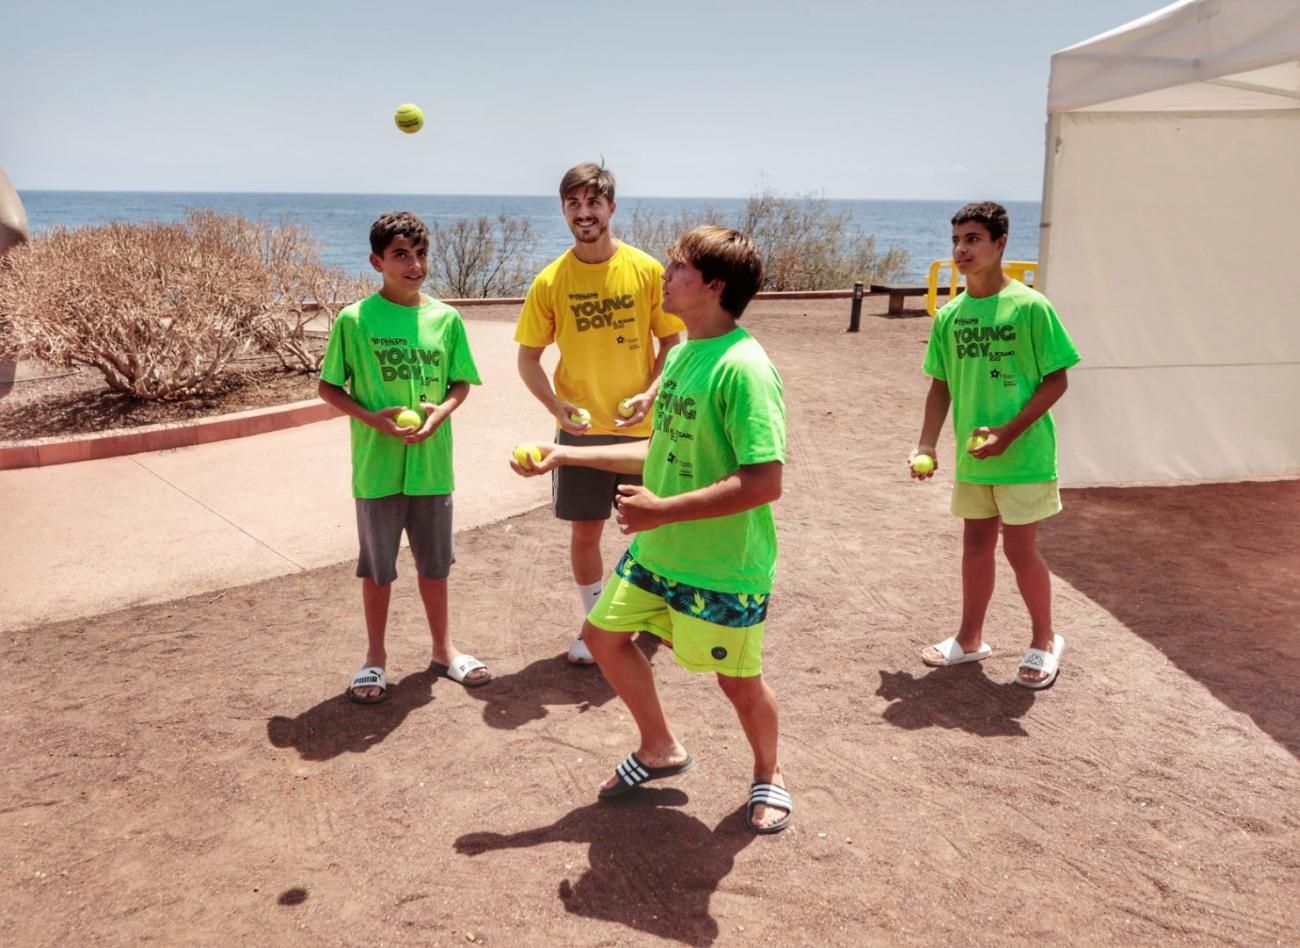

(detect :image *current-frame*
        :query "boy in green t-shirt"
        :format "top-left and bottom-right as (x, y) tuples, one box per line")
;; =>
(510, 226), (792, 834)
(910, 202), (1080, 689)
(319, 211), (490, 703)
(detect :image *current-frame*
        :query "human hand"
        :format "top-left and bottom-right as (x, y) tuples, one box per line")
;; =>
(613, 393), (651, 428)
(509, 442), (561, 477)
(401, 402), (448, 445)
(613, 484), (668, 534)
(555, 402), (590, 435)
(966, 426), (1009, 459)
(371, 406), (412, 438)
(908, 447), (939, 480)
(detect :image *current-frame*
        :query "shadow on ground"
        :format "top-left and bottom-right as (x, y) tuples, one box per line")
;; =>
(266, 666), (441, 761)
(1041, 480), (1300, 757)
(463, 633), (662, 730)
(454, 788), (753, 947)
(876, 664), (1038, 736)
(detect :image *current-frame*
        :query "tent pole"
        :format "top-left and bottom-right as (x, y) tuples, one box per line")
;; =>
(1036, 112), (1062, 294)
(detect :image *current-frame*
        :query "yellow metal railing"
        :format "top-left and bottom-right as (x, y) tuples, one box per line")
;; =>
(925, 259), (1038, 316)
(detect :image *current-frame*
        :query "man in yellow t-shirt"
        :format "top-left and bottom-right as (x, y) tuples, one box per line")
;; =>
(515, 162), (684, 665)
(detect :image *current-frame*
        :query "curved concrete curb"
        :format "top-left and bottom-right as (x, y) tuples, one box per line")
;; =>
(0, 398), (341, 471)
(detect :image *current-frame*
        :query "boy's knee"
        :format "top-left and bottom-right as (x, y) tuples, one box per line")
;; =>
(1001, 529), (1041, 566)
(716, 673), (763, 707)
(583, 623), (624, 658)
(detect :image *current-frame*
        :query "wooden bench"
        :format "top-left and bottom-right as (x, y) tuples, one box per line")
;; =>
(870, 283), (953, 315)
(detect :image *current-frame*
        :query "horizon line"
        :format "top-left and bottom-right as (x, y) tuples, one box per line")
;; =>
(18, 188), (1043, 204)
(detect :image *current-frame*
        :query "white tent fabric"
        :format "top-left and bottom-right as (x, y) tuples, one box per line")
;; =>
(1038, 0), (1300, 485)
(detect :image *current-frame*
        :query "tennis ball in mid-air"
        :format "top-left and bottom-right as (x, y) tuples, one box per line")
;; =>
(570, 408), (591, 426)
(617, 399), (636, 419)
(394, 103), (424, 134)
(512, 444), (543, 470)
(911, 454), (935, 475)
(966, 434), (988, 451)
(395, 409), (422, 430)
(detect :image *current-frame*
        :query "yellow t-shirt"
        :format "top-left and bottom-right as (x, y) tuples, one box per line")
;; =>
(514, 242), (684, 436)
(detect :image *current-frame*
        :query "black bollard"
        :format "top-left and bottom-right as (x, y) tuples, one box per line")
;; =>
(847, 280), (864, 332)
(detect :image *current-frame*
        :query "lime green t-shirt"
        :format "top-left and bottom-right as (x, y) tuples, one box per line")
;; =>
(514, 242), (684, 436)
(630, 327), (786, 594)
(320, 293), (481, 498)
(923, 280), (1080, 484)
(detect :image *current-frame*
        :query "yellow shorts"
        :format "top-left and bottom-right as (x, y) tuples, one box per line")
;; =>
(951, 480), (1062, 525)
(588, 552), (768, 678)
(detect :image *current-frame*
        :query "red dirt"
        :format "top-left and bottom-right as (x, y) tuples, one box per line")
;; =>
(3, 297), (1297, 946)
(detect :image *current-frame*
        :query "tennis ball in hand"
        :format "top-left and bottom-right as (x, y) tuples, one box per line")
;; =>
(569, 408), (591, 426)
(395, 409), (422, 430)
(394, 103), (424, 134)
(911, 454), (935, 475)
(966, 434), (988, 451)
(617, 399), (636, 419)
(512, 444), (543, 470)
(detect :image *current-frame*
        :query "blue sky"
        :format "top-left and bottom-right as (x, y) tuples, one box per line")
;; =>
(2, 0), (1164, 199)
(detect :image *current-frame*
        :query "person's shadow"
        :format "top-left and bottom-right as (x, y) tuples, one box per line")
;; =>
(265, 666), (440, 761)
(875, 665), (1036, 737)
(465, 633), (661, 730)
(454, 788), (753, 947)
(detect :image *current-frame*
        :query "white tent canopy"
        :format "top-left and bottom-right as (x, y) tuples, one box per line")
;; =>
(1038, 0), (1300, 486)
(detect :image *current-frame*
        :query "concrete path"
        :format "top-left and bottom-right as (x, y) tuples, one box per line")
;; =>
(0, 319), (557, 632)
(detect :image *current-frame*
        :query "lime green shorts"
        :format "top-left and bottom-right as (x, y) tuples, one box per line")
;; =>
(951, 480), (1062, 525)
(588, 552), (769, 678)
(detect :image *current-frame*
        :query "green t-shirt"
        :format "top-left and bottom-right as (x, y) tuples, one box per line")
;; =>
(630, 327), (786, 594)
(320, 293), (481, 498)
(923, 280), (1080, 484)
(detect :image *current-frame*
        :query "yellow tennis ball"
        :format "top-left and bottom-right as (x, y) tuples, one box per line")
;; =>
(617, 399), (636, 419)
(512, 444), (543, 470)
(966, 434), (988, 452)
(911, 454), (935, 475)
(395, 408), (422, 430)
(394, 103), (424, 134)
(570, 408), (591, 426)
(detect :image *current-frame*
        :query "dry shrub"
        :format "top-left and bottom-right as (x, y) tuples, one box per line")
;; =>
(0, 211), (373, 396)
(623, 188), (908, 290)
(247, 213), (373, 371)
(0, 214), (270, 399)
(428, 214), (537, 299)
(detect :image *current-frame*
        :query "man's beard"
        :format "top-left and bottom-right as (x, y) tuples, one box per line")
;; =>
(572, 222), (608, 243)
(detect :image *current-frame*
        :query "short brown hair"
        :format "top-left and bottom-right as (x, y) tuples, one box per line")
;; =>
(951, 201), (1009, 241)
(667, 226), (764, 319)
(559, 162), (616, 203)
(369, 211), (430, 255)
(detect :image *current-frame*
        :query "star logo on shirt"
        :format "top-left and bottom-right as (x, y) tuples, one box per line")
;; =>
(666, 452), (677, 464)
(616, 336), (626, 344)
(989, 369), (1001, 379)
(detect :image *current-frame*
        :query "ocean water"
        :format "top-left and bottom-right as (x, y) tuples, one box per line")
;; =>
(19, 191), (1042, 284)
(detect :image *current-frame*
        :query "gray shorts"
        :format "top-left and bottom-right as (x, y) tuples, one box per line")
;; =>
(552, 430), (645, 522)
(355, 494), (455, 585)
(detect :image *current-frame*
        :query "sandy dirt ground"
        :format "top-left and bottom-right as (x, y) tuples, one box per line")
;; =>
(3, 298), (1298, 947)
